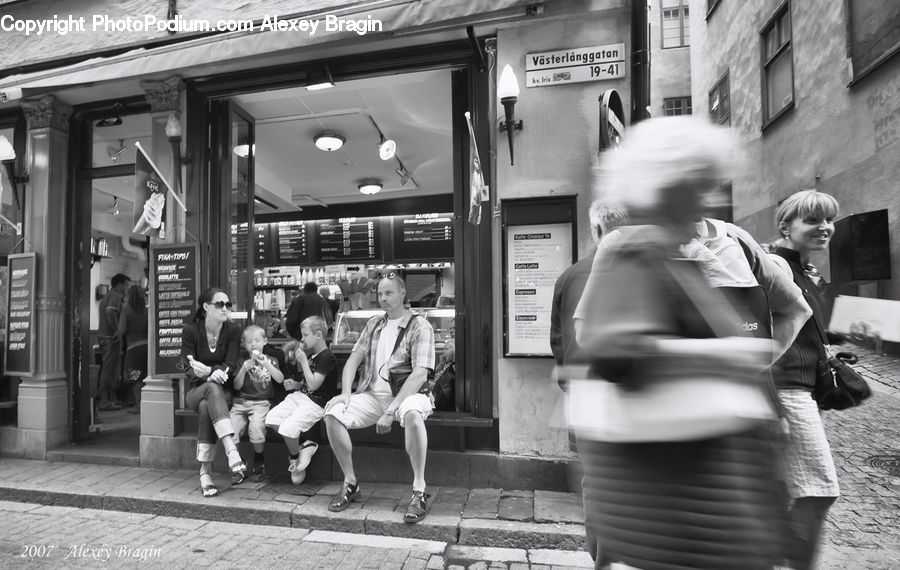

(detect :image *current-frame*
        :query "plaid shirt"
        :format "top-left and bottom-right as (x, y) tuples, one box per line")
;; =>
(352, 310), (435, 394)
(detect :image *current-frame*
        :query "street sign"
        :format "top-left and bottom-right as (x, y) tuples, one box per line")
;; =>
(525, 43), (626, 88)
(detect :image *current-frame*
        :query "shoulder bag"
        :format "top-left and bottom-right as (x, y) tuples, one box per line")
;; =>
(808, 306), (872, 410)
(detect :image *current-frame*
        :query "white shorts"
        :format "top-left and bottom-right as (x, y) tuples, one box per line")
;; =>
(324, 391), (433, 430)
(265, 392), (325, 440)
(230, 399), (271, 445)
(777, 389), (840, 499)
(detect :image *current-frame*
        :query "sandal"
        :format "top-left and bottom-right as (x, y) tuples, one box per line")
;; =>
(200, 475), (218, 498)
(328, 482), (361, 512)
(230, 460), (247, 485)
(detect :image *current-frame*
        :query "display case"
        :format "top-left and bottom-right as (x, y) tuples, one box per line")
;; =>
(332, 308), (456, 357)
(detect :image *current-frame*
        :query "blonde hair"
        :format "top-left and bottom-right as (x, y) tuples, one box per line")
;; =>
(775, 190), (840, 229)
(300, 316), (327, 338)
(596, 116), (739, 214)
(241, 324), (266, 344)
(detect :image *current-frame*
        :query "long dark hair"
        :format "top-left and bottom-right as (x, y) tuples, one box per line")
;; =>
(193, 287), (226, 323)
(125, 285), (146, 313)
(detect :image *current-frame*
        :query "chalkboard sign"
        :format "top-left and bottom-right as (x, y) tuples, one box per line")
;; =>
(316, 217), (380, 262)
(275, 220), (309, 264)
(4, 253), (36, 375)
(150, 243), (200, 378)
(392, 213), (454, 261)
(231, 222), (249, 268)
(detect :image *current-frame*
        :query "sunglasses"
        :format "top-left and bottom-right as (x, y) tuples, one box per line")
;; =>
(209, 300), (233, 309)
(376, 271), (399, 280)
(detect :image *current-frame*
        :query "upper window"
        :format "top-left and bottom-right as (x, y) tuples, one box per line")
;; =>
(708, 72), (730, 125)
(761, 3), (794, 126)
(664, 97), (692, 116)
(661, 0), (690, 48)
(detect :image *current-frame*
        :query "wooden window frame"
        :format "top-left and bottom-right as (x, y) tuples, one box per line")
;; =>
(760, 1), (795, 129)
(663, 96), (693, 116)
(708, 71), (731, 126)
(660, 0), (690, 49)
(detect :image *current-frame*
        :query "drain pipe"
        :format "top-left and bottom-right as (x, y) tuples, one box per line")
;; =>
(631, 0), (651, 123)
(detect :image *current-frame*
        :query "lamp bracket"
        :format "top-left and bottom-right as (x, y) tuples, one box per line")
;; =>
(499, 120), (523, 132)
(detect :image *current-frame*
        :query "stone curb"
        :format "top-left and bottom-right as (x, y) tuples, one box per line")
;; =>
(0, 483), (587, 550)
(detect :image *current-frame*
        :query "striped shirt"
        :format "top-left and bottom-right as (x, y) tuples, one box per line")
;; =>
(352, 311), (435, 394)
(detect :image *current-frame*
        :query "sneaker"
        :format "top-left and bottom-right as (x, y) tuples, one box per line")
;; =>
(251, 462), (266, 482)
(328, 482), (360, 512)
(288, 457), (306, 485)
(404, 490), (430, 524)
(296, 440), (319, 472)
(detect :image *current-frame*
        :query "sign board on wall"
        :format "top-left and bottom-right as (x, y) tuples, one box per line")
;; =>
(4, 253), (36, 375)
(501, 197), (578, 358)
(150, 242), (200, 378)
(525, 43), (626, 88)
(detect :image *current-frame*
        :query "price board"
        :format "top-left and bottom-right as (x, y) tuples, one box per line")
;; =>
(275, 220), (309, 264)
(150, 243), (200, 378)
(253, 223), (271, 266)
(316, 217), (380, 262)
(4, 253), (36, 375)
(392, 213), (454, 260)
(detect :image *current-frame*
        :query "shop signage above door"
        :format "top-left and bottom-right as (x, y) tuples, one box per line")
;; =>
(150, 242), (200, 378)
(525, 43), (626, 88)
(4, 253), (36, 375)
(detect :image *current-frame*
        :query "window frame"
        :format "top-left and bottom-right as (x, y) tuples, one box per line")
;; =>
(706, 0), (723, 20)
(660, 0), (690, 49)
(760, 1), (795, 129)
(708, 71), (730, 126)
(663, 96), (693, 116)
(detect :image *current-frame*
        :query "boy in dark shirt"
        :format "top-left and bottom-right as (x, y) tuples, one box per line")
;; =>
(231, 325), (285, 483)
(265, 316), (338, 485)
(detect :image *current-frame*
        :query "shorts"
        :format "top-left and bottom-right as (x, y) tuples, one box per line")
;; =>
(324, 391), (433, 430)
(265, 392), (325, 440)
(777, 389), (840, 499)
(230, 399), (271, 445)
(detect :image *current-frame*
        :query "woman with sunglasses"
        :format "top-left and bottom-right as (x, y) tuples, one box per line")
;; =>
(181, 287), (244, 497)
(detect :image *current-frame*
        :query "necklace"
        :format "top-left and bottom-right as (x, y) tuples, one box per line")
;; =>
(206, 326), (221, 349)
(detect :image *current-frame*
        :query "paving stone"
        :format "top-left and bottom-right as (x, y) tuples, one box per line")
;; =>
(445, 545), (528, 562)
(364, 509), (459, 543)
(304, 529), (445, 554)
(529, 548), (593, 567)
(533, 491), (584, 524)
(498, 495), (533, 522)
(292, 494), (367, 534)
(462, 488), (501, 520)
(459, 519), (586, 550)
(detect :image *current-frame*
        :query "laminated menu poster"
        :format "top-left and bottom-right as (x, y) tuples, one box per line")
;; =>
(150, 243), (200, 377)
(4, 253), (36, 375)
(505, 223), (572, 356)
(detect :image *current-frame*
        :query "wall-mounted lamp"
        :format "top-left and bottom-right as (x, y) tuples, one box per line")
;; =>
(165, 113), (192, 164)
(497, 64), (523, 166)
(358, 180), (382, 195)
(306, 65), (334, 91)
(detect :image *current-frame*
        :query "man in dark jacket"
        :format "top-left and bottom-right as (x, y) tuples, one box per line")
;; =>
(285, 282), (333, 340)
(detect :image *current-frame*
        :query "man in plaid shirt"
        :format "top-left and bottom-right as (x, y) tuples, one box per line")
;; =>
(324, 274), (436, 523)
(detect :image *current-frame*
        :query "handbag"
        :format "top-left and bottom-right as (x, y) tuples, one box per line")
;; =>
(807, 299), (872, 410)
(569, 248), (777, 443)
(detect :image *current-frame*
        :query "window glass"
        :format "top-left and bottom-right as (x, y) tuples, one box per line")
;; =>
(709, 73), (730, 125)
(761, 4), (793, 124)
(661, 0), (690, 48)
(766, 50), (794, 114)
(664, 97), (693, 116)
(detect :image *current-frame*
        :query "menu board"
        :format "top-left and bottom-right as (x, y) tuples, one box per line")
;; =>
(4, 253), (36, 375)
(230, 222), (249, 267)
(392, 213), (454, 260)
(316, 217), (380, 262)
(253, 223), (271, 266)
(150, 243), (200, 378)
(275, 220), (309, 264)
(505, 223), (572, 357)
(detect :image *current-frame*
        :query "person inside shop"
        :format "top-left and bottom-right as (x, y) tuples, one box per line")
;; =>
(117, 284), (149, 414)
(97, 273), (132, 411)
(231, 325), (286, 483)
(319, 285), (341, 340)
(285, 282), (333, 341)
(266, 315), (339, 485)
(180, 287), (245, 498)
(323, 274), (436, 524)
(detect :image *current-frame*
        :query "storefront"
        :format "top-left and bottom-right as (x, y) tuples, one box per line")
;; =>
(0, 0), (639, 489)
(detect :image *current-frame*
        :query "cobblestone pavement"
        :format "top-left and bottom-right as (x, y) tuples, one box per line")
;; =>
(0, 501), (592, 569)
(817, 345), (900, 569)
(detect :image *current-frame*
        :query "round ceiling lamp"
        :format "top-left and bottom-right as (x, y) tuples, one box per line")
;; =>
(378, 138), (396, 160)
(358, 181), (382, 195)
(314, 132), (345, 152)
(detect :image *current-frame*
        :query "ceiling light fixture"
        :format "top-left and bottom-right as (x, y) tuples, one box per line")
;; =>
(395, 165), (411, 185)
(95, 103), (125, 128)
(358, 180), (382, 195)
(314, 132), (345, 152)
(107, 139), (127, 162)
(306, 65), (335, 91)
(378, 137), (396, 160)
